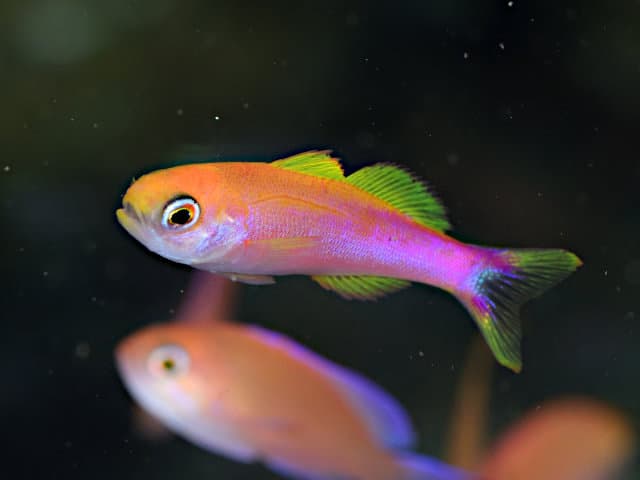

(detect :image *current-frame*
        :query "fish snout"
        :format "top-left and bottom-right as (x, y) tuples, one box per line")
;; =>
(116, 200), (145, 229)
(123, 201), (142, 222)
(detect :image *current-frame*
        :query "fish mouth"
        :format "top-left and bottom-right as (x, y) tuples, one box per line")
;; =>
(116, 201), (146, 236)
(117, 201), (142, 223)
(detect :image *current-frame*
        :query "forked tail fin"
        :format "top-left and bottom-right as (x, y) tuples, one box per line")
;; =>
(462, 248), (582, 372)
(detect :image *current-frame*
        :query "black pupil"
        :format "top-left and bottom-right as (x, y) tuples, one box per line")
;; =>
(162, 358), (175, 371)
(170, 208), (192, 225)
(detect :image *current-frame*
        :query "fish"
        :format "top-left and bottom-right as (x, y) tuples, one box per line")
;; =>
(480, 398), (636, 480)
(115, 277), (472, 480)
(443, 338), (635, 480)
(116, 150), (583, 372)
(126, 271), (238, 442)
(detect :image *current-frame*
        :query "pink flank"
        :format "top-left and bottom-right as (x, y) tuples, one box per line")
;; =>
(212, 163), (484, 292)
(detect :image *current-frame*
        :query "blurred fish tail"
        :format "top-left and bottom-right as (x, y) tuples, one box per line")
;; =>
(398, 453), (476, 480)
(459, 247), (582, 372)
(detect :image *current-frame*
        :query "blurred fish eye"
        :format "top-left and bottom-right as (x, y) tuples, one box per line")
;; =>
(161, 196), (200, 229)
(148, 344), (190, 378)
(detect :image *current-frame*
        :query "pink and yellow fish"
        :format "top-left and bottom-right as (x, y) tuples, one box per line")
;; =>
(115, 272), (472, 480)
(116, 150), (582, 372)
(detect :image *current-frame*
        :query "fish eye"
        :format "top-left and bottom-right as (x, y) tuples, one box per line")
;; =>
(161, 196), (200, 229)
(148, 344), (190, 378)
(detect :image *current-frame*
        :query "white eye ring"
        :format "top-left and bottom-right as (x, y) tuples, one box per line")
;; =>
(161, 197), (200, 230)
(147, 344), (190, 378)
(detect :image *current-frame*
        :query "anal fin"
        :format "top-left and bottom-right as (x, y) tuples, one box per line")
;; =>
(311, 275), (410, 301)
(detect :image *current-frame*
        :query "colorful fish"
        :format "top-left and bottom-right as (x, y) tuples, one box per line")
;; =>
(445, 337), (635, 480)
(116, 150), (582, 371)
(115, 273), (472, 480)
(480, 398), (635, 480)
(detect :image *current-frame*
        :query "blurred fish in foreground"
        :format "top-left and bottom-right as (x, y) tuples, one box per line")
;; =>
(481, 398), (636, 480)
(115, 271), (471, 480)
(446, 336), (636, 480)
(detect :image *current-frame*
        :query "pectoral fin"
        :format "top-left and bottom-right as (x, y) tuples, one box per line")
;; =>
(223, 273), (276, 285)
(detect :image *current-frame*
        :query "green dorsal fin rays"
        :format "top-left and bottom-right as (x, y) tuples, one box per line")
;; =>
(312, 275), (411, 301)
(272, 151), (449, 232)
(346, 163), (450, 232)
(271, 150), (345, 180)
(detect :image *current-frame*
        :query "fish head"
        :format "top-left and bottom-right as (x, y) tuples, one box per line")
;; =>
(115, 323), (219, 432)
(116, 165), (245, 267)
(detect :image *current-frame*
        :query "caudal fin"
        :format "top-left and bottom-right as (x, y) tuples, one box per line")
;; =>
(461, 248), (582, 373)
(398, 453), (476, 480)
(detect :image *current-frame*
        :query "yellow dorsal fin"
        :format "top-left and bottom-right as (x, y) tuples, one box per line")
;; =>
(271, 150), (345, 180)
(346, 163), (450, 232)
(312, 275), (410, 301)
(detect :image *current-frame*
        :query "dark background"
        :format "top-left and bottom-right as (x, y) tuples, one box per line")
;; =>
(2, 0), (639, 478)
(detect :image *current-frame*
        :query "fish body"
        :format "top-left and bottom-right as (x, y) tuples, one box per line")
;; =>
(117, 151), (582, 371)
(480, 398), (635, 480)
(116, 319), (471, 480)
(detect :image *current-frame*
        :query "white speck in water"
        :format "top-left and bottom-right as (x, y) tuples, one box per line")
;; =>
(92, 122), (99, 128)
(91, 296), (97, 302)
(604, 269), (608, 277)
(3, 165), (10, 172)
(43, 271), (49, 277)
(463, 51), (469, 59)
(537, 191), (543, 198)
(508, 1), (514, 6)
(214, 115), (220, 121)
(74, 342), (91, 359)
(242, 102), (250, 110)
(176, 108), (183, 116)
(499, 42), (505, 50)
(418, 350), (424, 357)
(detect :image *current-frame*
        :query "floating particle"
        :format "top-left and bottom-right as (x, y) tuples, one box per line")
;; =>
(176, 108), (184, 116)
(463, 51), (469, 59)
(214, 115), (220, 121)
(3, 165), (10, 172)
(624, 259), (640, 285)
(508, 1), (514, 6)
(74, 342), (91, 359)
(499, 42), (505, 50)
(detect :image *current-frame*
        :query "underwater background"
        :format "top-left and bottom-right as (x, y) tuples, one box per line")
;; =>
(2, 0), (639, 478)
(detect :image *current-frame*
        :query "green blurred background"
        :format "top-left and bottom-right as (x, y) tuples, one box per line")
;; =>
(2, 0), (639, 478)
